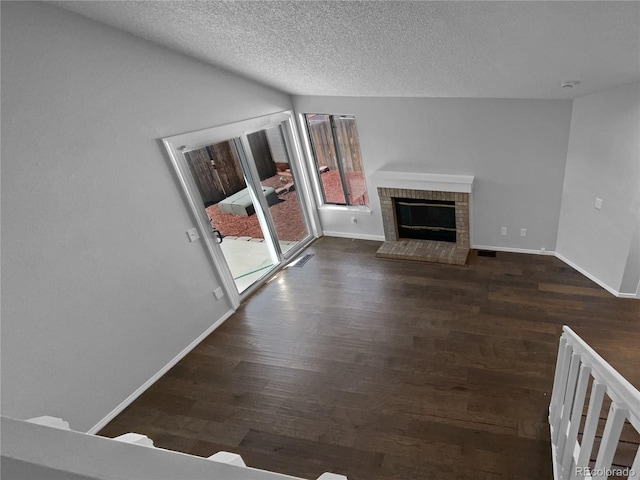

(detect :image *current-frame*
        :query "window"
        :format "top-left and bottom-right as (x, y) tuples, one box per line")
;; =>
(304, 114), (368, 206)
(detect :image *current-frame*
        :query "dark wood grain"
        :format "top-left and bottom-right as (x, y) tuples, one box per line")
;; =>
(99, 237), (640, 480)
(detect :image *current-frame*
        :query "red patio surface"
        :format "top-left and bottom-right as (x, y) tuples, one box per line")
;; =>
(205, 170), (368, 241)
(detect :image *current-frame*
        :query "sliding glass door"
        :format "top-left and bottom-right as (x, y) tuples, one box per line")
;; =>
(183, 138), (278, 293)
(163, 112), (315, 305)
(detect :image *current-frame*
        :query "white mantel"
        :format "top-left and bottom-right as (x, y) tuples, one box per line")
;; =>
(370, 169), (474, 193)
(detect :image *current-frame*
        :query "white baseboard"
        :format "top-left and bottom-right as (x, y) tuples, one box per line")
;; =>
(87, 309), (235, 434)
(472, 246), (638, 299)
(472, 245), (556, 256)
(321, 237), (638, 299)
(616, 292), (639, 299)
(323, 231), (386, 242)
(553, 252), (632, 298)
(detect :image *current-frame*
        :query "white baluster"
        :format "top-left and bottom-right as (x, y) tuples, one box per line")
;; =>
(26, 416), (70, 430)
(572, 380), (606, 480)
(550, 336), (568, 423)
(561, 363), (591, 480)
(553, 342), (574, 445)
(558, 352), (582, 465)
(113, 433), (154, 447)
(208, 451), (247, 467)
(592, 403), (627, 480)
(628, 445), (640, 480)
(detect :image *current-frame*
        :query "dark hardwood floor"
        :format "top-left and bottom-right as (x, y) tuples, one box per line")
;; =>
(99, 237), (640, 480)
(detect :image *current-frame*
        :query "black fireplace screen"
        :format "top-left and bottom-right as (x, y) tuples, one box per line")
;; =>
(394, 198), (456, 243)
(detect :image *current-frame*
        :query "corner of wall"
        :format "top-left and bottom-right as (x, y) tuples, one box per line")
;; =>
(555, 82), (640, 296)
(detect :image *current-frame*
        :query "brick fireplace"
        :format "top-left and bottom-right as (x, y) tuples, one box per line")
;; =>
(371, 170), (474, 265)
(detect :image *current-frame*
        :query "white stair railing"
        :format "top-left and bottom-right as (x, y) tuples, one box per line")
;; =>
(549, 326), (640, 480)
(17, 416), (346, 480)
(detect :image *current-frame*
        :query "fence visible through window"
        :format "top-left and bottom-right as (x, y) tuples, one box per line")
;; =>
(304, 114), (368, 206)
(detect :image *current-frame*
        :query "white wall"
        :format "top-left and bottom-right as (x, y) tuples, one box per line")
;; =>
(1, 417), (305, 480)
(1, 2), (293, 432)
(556, 82), (640, 295)
(1, 458), (97, 480)
(620, 222), (639, 295)
(294, 97), (573, 250)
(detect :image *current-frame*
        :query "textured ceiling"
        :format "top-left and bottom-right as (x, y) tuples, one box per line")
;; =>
(52, 1), (639, 99)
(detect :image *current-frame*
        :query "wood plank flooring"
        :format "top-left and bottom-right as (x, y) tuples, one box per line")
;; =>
(99, 237), (640, 480)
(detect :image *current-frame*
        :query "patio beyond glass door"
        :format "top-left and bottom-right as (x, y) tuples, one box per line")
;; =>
(245, 125), (310, 260)
(183, 138), (278, 293)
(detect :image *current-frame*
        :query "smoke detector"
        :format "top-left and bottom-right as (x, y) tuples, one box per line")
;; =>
(561, 81), (580, 89)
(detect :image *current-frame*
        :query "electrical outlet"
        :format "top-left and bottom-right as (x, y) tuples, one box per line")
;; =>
(213, 287), (224, 300)
(595, 198), (603, 210)
(520, 228), (527, 237)
(186, 228), (200, 242)
(501, 227), (507, 236)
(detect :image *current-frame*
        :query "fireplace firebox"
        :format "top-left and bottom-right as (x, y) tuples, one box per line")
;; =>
(394, 198), (456, 243)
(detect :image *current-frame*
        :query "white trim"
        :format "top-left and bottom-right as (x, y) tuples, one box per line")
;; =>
(162, 136), (241, 309)
(285, 116), (323, 239)
(323, 231), (386, 242)
(318, 205), (373, 215)
(237, 134), (281, 264)
(549, 424), (560, 480)
(554, 252), (629, 298)
(87, 309), (235, 434)
(471, 246), (637, 298)
(166, 111), (295, 151)
(370, 169), (474, 193)
(472, 245), (557, 256)
(617, 292), (639, 299)
(296, 112), (327, 211)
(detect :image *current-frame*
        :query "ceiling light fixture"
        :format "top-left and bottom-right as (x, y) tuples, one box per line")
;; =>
(561, 81), (580, 89)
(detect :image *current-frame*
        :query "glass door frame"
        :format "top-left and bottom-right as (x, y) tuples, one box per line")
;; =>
(162, 110), (320, 308)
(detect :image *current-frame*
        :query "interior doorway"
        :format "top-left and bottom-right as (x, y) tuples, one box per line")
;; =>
(163, 112), (317, 305)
